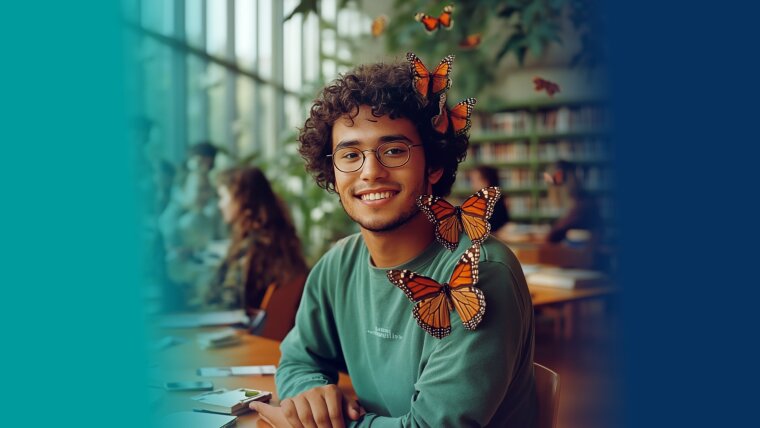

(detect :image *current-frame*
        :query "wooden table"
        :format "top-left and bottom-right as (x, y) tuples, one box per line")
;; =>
(148, 327), (354, 427)
(530, 284), (618, 308)
(529, 284), (619, 339)
(509, 241), (595, 269)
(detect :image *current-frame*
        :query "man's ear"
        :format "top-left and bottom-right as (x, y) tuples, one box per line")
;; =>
(428, 167), (444, 185)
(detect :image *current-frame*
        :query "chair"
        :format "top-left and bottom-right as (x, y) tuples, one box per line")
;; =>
(534, 362), (560, 428)
(254, 272), (307, 341)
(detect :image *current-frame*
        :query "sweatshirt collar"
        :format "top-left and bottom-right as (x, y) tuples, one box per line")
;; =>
(367, 239), (441, 280)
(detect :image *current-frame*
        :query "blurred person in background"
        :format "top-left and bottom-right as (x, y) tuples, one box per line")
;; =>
(543, 159), (603, 244)
(204, 167), (308, 336)
(159, 142), (225, 310)
(467, 165), (510, 233)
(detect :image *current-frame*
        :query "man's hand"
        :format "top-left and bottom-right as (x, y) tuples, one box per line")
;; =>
(250, 385), (365, 428)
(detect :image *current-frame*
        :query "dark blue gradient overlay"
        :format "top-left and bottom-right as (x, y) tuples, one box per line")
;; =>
(607, 1), (759, 426)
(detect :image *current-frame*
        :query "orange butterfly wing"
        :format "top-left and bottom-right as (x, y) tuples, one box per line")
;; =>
(417, 194), (462, 251)
(432, 107), (449, 134)
(438, 5), (454, 29)
(460, 186), (501, 245)
(371, 15), (387, 37)
(414, 12), (440, 32)
(387, 270), (443, 302)
(387, 270), (451, 338)
(448, 244), (485, 330)
(407, 52), (431, 99)
(448, 97), (476, 136)
(429, 55), (453, 96)
(387, 243), (484, 338)
(431, 93), (449, 134)
(459, 33), (482, 49)
(407, 53), (453, 101)
(413, 293), (452, 338)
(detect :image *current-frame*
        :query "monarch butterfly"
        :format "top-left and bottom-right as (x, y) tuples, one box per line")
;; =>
(406, 52), (453, 103)
(459, 33), (482, 49)
(417, 187), (502, 251)
(414, 4), (454, 33)
(371, 15), (388, 38)
(533, 76), (561, 97)
(431, 93), (477, 136)
(387, 243), (484, 339)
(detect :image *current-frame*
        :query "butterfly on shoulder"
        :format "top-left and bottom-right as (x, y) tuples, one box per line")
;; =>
(387, 243), (485, 339)
(406, 52), (454, 103)
(414, 4), (454, 33)
(417, 186), (502, 251)
(533, 76), (561, 97)
(371, 15), (388, 38)
(431, 93), (477, 136)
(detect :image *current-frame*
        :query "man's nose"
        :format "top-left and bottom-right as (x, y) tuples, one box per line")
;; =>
(360, 151), (388, 181)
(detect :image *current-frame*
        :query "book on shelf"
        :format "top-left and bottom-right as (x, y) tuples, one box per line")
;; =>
(526, 268), (608, 289)
(191, 388), (272, 415)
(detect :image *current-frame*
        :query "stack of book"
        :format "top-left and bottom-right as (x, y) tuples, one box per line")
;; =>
(191, 388), (272, 416)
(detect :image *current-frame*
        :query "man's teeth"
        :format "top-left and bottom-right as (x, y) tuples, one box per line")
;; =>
(361, 191), (393, 201)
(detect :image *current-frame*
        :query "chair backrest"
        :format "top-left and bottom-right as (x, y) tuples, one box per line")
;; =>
(256, 272), (307, 341)
(534, 362), (560, 428)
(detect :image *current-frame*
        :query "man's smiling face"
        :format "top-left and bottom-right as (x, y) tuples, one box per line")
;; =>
(331, 105), (441, 233)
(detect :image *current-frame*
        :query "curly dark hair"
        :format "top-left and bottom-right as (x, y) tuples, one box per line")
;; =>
(298, 60), (469, 197)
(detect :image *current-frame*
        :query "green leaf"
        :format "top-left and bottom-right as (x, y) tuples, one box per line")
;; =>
(284, 0), (319, 22)
(516, 47), (528, 66)
(496, 31), (526, 62)
(528, 33), (544, 58)
(522, 1), (544, 28)
(498, 6), (519, 17)
(550, 0), (567, 9)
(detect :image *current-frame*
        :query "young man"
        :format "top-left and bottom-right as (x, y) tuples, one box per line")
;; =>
(251, 61), (536, 427)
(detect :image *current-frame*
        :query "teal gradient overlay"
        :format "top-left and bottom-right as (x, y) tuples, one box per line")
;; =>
(2, 2), (150, 426)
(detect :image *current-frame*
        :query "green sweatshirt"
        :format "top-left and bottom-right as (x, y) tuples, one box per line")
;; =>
(276, 233), (536, 427)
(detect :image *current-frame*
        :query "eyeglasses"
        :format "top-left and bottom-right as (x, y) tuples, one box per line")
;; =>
(327, 141), (423, 173)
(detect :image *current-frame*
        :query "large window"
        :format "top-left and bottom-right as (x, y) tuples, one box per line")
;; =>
(126, 0), (366, 162)
(126, 0), (366, 276)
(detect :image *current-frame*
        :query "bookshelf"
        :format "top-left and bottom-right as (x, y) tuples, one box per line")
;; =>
(453, 99), (614, 225)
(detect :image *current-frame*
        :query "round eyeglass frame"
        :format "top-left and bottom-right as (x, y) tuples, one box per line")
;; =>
(326, 142), (424, 173)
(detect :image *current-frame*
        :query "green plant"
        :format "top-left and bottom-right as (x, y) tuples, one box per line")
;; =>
(286, 0), (604, 101)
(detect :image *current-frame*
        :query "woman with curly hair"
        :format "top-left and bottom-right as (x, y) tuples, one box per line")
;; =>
(253, 58), (535, 427)
(205, 167), (307, 323)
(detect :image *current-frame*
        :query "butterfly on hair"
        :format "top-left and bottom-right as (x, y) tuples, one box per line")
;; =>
(387, 243), (485, 339)
(406, 52), (454, 105)
(417, 186), (502, 252)
(430, 93), (477, 137)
